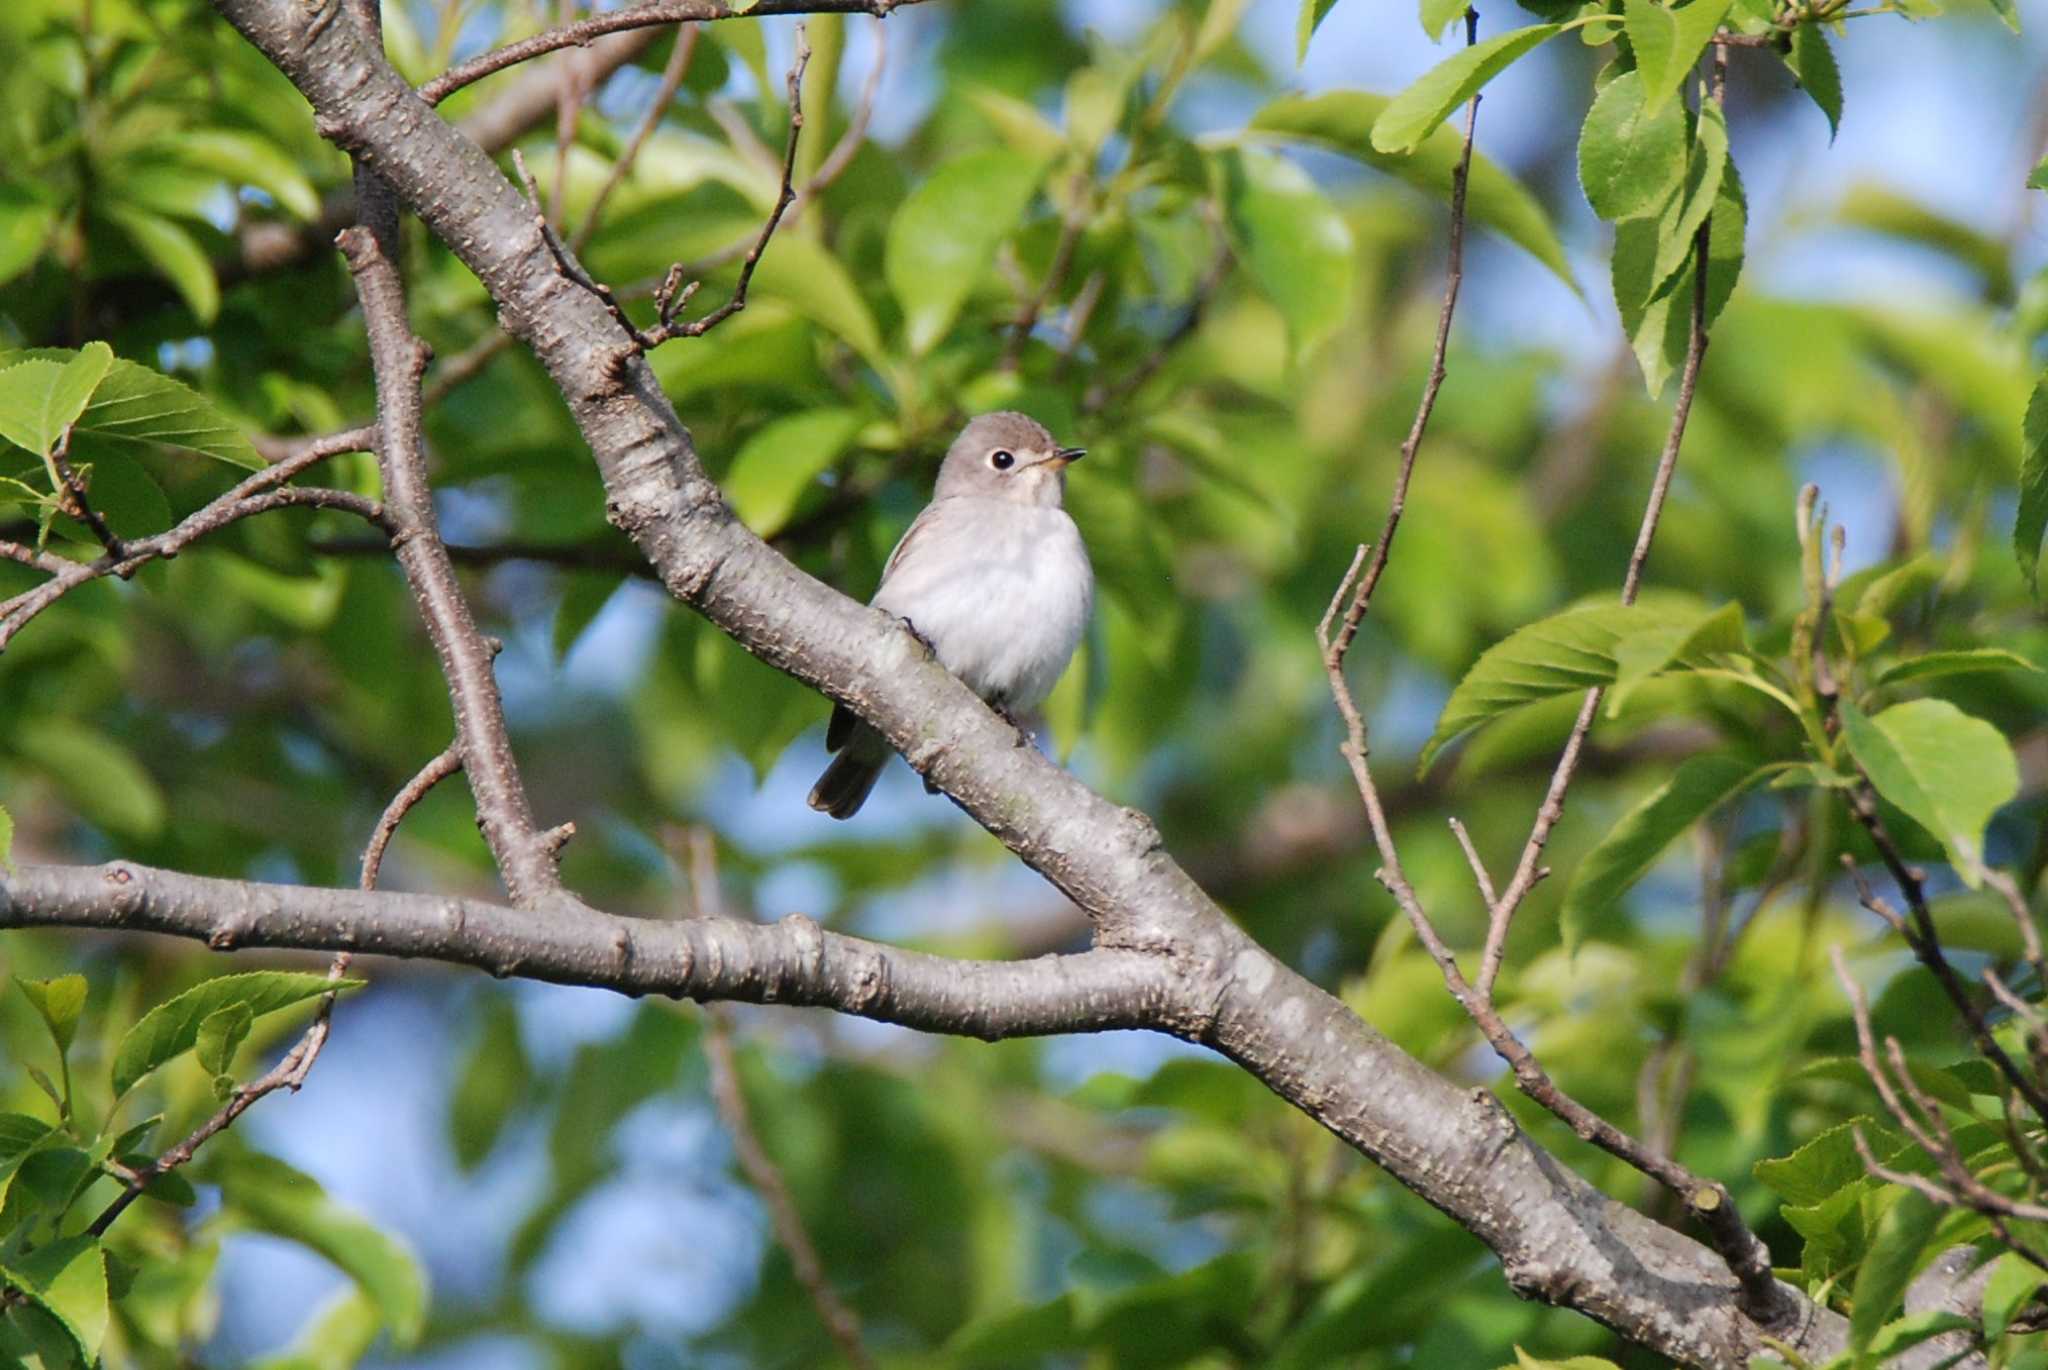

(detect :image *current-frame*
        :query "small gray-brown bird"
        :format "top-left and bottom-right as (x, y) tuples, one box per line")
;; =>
(807, 412), (1092, 819)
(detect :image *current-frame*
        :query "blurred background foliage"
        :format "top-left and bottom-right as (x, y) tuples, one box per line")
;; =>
(1, 0), (2047, 1363)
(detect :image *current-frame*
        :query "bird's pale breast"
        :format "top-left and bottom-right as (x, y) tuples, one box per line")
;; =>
(872, 497), (1092, 711)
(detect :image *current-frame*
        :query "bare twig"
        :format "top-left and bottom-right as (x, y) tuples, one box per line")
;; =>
(517, 30), (807, 362)
(418, 0), (920, 106)
(47, 427), (125, 561)
(311, 534), (653, 578)
(343, 100), (571, 908)
(360, 745), (464, 891)
(1003, 169), (1090, 370)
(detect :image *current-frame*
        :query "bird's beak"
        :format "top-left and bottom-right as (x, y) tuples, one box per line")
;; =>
(1052, 447), (1086, 466)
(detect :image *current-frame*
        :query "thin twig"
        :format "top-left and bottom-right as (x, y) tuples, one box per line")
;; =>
(311, 535), (654, 578)
(418, 0), (918, 106)
(360, 744), (464, 890)
(47, 427), (125, 562)
(1002, 169), (1091, 370)
(344, 89), (572, 907)
(1473, 84), (1720, 1001)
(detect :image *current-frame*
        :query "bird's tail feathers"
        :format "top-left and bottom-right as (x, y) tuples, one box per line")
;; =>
(808, 725), (888, 819)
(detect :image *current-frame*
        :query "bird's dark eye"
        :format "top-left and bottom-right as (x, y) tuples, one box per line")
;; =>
(990, 449), (1015, 470)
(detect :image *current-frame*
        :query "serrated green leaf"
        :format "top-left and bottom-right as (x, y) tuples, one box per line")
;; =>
(99, 204), (219, 323)
(1755, 1118), (1898, 1205)
(1421, 603), (1692, 772)
(0, 1236), (107, 1364)
(1784, 25), (1842, 139)
(0, 342), (113, 459)
(1876, 649), (2042, 685)
(2019, 373), (2048, 596)
(1249, 90), (1574, 285)
(0, 349), (263, 470)
(215, 1150), (426, 1347)
(14, 975), (87, 1055)
(1607, 600), (1747, 716)
(1215, 148), (1354, 355)
(1982, 1250), (2048, 1340)
(884, 149), (1045, 355)
(14, 719), (167, 838)
(193, 1002), (254, 1080)
(1615, 149), (1743, 394)
(1850, 1188), (1943, 1351)
(1370, 25), (1564, 155)
(721, 408), (862, 538)
(1561, 753), (1765, 953)
(1297, 0), (1343, 60)
(1651, 101), (1728, 287)
(1577, 71), (1689, 221)
(112, 972), (359, 1099)
(1840, 697), (2017, 886)
(1628, 0), (1732, 113)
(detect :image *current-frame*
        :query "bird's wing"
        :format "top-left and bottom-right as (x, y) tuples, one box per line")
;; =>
(878, 500), (946, 590)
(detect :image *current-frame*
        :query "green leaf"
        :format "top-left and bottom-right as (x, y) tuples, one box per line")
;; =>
(0, 1236), (108, 1363)
(449, 994), (531, 1170)
(2030, 156), (2048, 192)
(1215, 148), (1355, 355)
(1756, 1121), (1892, 1206)
(884, 149), (1046, 355)
(194, 1002), (254, 1082)
(1297, 0), (1343, 60)
(1839, 697), (2018, 886)
(0, 183), (56, 288)
(1606, 600), (1747, 716)
(248, 1289), (383, 1370)
(721, 408), (862, 538)
(112, 971), (359, 1099)
(1249, 90), (1573, 284)
(1651, 101), (1729, 288)
(1511, 1350), (1624, 1370)
(1370, 25), (1564, 155)
(1420, 603), (1688, 772)
(1876, 649), (2042, 685)
(14, 719), (167, 838)
(1576, 71), (1689, 221)
(1421, 0), (1472, 40)
(0, 342), (114, 459)
(0, 802), (12, 873)
(215, 1150), (426, 1347)
(1784, 25), (1842, 138)
(1627, 0), (1732, 113)
(1982, 1250), (2048, 1340)
(99, 204), (219, 323)
(0, 349), (264, 470)
(1560, 753), (1765, 953)
(2018, 373), (2048, 596)
(14, 975), (87, 1055)
(163, 129), (322, 222)
(1850, 1189), (1942, 1352)
(1866, 1310), (1974, 1360)
(753, 233), (887, 368)
(1614, 146), (1743, 394)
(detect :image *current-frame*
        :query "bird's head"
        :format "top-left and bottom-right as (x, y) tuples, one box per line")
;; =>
(933, 411), (1085, 508)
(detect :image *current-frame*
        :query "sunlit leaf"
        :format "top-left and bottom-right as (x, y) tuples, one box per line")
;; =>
(1250, 90), (1574, 283)
(1577, 70), (1688, 221)
(721, 408), (863, 537)
(112, 971), (360, 1098)
(1214, 148), (1354, 356)
(1784, 25), (1842, 138)
(1850, 1189), (1942, 1351)
(13, 975), (87, 1055)
(0, 348), (263, 470)
(2019, 372), (2048, 595)
(0, 1236), (108, 1364)
(14, 719), (168, 839)
(1370, 24), (1563, 154)
(885, 149), (1046, 355)
(0, 342), (113, 458)
(1297, 0), (1343, 61)
(1875, 648), (2041, 685)
(1626, 0), (1731, 113)
(100, 204), (220, 323)
(1839, 697), (2018, 885)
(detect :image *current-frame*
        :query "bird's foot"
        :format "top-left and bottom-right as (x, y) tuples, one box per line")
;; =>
(896, 614), (938, 660)
(994, 702), (1035, 749)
